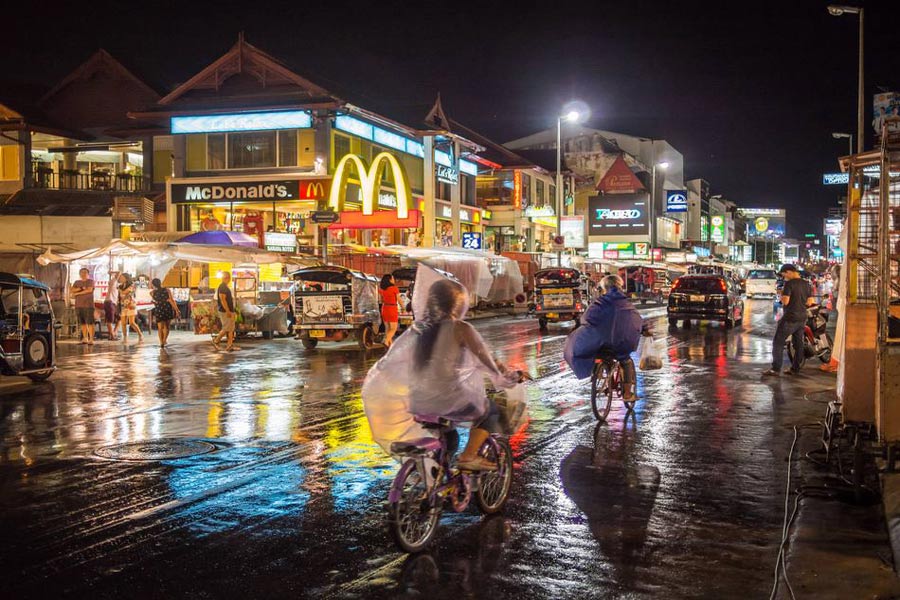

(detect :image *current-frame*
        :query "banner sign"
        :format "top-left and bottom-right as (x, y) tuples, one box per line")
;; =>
(711, 215), (726, 243)
(264, 232), (298, 252)
(560, 216), (585, 248)
(171, 180), (299, 203)
(666, 190), (688, 212)
(588, 195), (649, 236)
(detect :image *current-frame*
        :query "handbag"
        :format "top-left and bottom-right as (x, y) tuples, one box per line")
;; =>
(493, 384), (529, 435)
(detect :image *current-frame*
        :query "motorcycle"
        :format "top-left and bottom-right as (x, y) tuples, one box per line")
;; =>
(786, 305), (833, 368)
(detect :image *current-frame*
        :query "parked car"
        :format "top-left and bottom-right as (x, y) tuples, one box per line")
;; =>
(745, 268), (778, 298)
(667, 274), (745, 329)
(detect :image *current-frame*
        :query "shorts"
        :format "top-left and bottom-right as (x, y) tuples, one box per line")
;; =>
(121, 308), (136, 318)
(103, 300), (118, 324)
(218, 311), (236, 333)
(76, 307), (94, 325)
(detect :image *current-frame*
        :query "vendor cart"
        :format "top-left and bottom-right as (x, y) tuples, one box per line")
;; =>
(292, 266), (381, 350)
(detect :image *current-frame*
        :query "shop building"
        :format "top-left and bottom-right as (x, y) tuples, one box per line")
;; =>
(122, 37), (484, 251)
(0, 49), (161, 267)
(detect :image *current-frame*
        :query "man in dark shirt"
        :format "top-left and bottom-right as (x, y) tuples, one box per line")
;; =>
(212, 271), (239, 351)
(763, 264), (814, 376)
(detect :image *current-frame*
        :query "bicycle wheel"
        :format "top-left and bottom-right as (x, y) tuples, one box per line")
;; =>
(476, 438), (513, 514)
(591, 362), (614, 422)
(388, 460), (442, 553)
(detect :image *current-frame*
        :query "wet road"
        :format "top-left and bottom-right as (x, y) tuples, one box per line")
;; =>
(0, 300), (868, 598)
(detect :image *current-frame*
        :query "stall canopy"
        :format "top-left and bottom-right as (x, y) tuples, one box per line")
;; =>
(37, 239), (319, 268)
(178, 230), (259, 247)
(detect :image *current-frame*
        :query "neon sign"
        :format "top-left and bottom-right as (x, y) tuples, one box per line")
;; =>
(595, 208), (641, 220)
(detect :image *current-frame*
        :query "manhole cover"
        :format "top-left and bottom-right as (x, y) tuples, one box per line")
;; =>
(95, 439), (216, 461)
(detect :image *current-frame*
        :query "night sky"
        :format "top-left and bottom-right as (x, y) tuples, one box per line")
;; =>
(5, 0), (899, 236)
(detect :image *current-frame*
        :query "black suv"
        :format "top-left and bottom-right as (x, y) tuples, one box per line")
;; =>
(667, 274), (744, 329)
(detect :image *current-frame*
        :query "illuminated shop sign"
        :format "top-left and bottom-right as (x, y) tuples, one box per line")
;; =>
(822, 172), (849, 185)
(461, 232), (482, 249)
(329, 153), (411, 218)
(171, 110), (312, 134)
(711, 214), (726, 243)
(334, 114), (427, 159)
(435, 149), (459, 185)
(437, 204), (476, 223)
(459, 160), (479, 176)
(524, 206), (555, 217)
(588, 195), (649, 235)
(170, 179), (300, 203)
(666, 190), (688, 212)
(264, 232), (298, 253)
(737, 208), (785, 217)
(299, 179), (329, 200)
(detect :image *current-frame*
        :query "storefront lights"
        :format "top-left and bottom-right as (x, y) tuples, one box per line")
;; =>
(171, 110), (312, 134)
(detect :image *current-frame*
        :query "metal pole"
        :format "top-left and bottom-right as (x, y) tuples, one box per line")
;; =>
(849, 134), (854, 156)
(556, 117), (563, 268)
(650, 164), (656, 264)
(857, 8), (864, 154)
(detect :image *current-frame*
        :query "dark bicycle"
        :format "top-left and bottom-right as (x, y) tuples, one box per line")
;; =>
(590, 349), (635, 421)
(387, 414), (514, 553)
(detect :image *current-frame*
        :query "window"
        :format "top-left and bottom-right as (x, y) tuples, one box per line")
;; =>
(208, 134), (225, 169)
(228, 131), (276, 169)
(536, 179), (545, 206)
(333, 133), (351, 164)
(278, 130), (298, 167)
(549, 184), (556, 205)
(522, 174), (532, 207)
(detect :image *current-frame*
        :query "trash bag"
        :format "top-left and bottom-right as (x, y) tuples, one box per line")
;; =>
(638, 336), (664, 370)
(492, 383), (529, 435)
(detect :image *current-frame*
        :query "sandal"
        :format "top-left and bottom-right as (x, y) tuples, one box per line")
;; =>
(457, 457), (498, 472)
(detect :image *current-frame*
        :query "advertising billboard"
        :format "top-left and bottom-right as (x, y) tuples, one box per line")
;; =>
(560, 216), (585, 248)
(710, 215), (726, 243)
(737, 208), (786, 237)
(588, 195), (649, 236)
(874, 92), (900, 135)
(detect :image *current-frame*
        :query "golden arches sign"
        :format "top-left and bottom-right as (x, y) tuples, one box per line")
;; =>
(328, 152), (413, 219)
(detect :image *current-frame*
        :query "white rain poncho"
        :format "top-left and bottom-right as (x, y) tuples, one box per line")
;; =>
(361, 265), (518, 454)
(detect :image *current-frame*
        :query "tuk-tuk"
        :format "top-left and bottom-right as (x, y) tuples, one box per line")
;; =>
(391, 267), (416, 330)
(533, 268), (588, 331)
(0, 273), (56, 382)
(292, 266), (381, 350)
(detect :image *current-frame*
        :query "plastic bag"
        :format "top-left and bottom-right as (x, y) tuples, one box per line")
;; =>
(493, 384), (529, 435)
(639, 336), (664, 370)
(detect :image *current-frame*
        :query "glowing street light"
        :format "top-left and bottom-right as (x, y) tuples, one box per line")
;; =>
(832, 132), (853, 155)
(555, 101), (589, 265)
(828, 4), (864, 153)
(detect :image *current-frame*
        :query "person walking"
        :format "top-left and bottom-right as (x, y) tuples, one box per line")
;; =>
(104, 271), (120, 340)
(379, 273), (400, 347)
(150, 278), (179, 348)
(212, 271), (238, 351)
(71, 267), (95, 345)
(763, 264), (814, 377)
(118, 273), (143, 343)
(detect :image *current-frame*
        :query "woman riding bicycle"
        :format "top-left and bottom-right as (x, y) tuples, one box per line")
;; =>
(363, 267), (520, 471)
(564, 274), (644, 399)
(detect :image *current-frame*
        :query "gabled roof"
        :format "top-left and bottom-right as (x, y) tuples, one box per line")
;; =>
(39, 50), (160, 106)
(158, 34), (336, 109)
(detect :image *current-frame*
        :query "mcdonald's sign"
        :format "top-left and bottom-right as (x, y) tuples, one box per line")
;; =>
(299, 179), (329, 200)
(328, 152), (412, 219)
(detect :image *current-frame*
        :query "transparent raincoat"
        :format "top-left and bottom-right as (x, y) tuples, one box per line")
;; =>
(361, 265), (518, 454)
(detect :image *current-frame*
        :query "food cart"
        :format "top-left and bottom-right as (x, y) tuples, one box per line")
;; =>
(533, 268), (589, 331)
(292, 265), (381, 350)
(0, 273), (57, 381)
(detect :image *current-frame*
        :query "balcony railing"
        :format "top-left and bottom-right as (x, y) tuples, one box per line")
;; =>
(30, 169), (150, 193)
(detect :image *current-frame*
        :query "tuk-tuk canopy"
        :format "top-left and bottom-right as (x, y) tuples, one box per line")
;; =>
(291, 265), (378, 286)
(0, 273), (50, 291)
(535, 268), (582, 287)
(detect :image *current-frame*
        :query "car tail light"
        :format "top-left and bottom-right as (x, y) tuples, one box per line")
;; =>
(719, 280), (727, 293)
(536, 304), (542, 310)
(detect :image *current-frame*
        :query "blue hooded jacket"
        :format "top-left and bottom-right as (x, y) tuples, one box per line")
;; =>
(563, 288), (643, 379)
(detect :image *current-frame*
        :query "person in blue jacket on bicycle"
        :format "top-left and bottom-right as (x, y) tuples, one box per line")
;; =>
(564, 275), (644, 400)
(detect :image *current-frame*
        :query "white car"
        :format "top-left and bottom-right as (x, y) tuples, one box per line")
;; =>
(745, 269), (778, 298)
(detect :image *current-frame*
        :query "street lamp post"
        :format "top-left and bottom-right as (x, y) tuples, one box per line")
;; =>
(828, 4), (864, 153)
(832, 131), (853, 155)
(556, 106), (587, 267)
(649, 161), (669, 263)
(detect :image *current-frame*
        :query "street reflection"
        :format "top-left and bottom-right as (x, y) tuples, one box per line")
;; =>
(560, 420), (660, 589)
